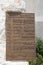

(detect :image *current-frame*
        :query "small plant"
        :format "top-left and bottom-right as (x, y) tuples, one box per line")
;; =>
(29, 59), (36, 65)
(29, 38), (43, 65)
(36, 38), (43, 57)
(29, 55), (43, 65)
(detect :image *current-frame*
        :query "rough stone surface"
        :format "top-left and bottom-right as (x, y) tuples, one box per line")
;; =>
(6, 12), (36, 61)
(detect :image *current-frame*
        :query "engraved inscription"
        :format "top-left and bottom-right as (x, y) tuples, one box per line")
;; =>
(6, 13), (36, 61)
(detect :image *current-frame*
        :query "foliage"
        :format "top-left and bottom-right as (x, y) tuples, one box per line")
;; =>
(36, 38), (43, 57)
(29, 38), (43, 65)
(29, 59), (36, 65)
(36, 53), (43, 65)
(29, 54), (43, 65)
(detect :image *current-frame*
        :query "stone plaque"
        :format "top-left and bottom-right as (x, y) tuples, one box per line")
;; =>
(6, 12), (36, 61)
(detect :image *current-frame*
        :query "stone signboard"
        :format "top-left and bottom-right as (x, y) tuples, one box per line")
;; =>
(6, 12), (36, 61)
